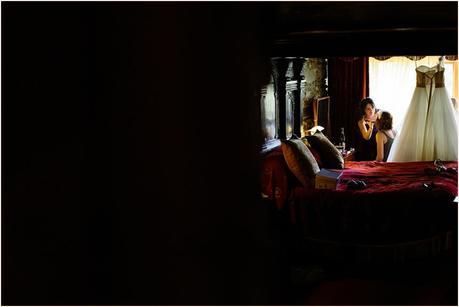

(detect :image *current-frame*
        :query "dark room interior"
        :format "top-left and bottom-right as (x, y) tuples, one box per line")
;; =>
(2, 1), (458, 305)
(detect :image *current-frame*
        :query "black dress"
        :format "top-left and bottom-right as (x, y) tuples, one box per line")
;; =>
(356, 122), (377, 161)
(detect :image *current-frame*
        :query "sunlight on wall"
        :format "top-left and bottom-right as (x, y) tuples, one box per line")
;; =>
(369, 56), (458, 131)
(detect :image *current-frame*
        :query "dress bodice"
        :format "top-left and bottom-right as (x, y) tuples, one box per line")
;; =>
(434, 69), (445, 88)
(415, 70), (428, 87)
(415, 65), (445, 88)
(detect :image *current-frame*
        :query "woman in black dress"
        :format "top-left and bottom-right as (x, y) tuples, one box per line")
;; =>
(356, 97), (378, 161)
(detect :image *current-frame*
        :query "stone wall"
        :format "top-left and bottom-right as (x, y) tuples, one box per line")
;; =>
(301, 58), (328, 135)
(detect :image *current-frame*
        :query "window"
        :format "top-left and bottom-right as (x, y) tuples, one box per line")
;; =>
(369, 56), (458, 130)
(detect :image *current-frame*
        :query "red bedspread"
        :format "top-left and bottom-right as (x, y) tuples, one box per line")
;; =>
(289, 161), (458, 244)
(336, 161), (458, 201)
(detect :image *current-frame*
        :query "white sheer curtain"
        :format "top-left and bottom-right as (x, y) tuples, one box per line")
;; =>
(369, 56), (457, 131)
(369, 57), (413, 131)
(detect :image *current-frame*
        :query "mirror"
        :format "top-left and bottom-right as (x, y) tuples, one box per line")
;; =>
(313, 96), (331, 138)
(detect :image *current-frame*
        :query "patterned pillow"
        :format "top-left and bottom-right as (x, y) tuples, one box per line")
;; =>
(281, 139), (320, 188)
(306, 131), (344, 169)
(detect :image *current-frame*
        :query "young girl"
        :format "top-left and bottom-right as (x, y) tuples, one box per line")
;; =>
(375, 111), (396, 162)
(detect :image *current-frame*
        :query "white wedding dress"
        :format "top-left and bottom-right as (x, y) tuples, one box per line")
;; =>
(388, 63), (458, 162)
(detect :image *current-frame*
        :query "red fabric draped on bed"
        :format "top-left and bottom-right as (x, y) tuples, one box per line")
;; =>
(288, 161), (458, 245)
(337, 161), (457, 199)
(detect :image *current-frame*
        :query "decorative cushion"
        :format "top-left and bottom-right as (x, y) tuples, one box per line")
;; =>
(309, 147), (323, 168)
(302, 138), (323, 168)
(306, 131), (344, 169)
(281, 139), (320, 188)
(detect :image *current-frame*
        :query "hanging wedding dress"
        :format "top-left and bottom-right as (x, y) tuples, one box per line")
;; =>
(422, 64), (458, 160)
(388, 62), (458, 162)
(387, 66), (430, 161)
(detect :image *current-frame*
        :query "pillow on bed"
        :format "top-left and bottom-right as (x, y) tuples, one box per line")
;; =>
(306, 131), (344, 169)
(281, 139), (320, 188)
(302, 138), (323, 168)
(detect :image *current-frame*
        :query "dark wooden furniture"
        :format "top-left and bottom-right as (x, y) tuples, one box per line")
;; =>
(271, 3), (457, 56)
(261, 57), (306, 149)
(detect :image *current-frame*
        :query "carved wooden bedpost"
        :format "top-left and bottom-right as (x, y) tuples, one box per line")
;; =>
(272, 58), (289, 140)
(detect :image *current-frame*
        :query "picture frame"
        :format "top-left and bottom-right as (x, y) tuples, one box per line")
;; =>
(313, 96), (331, 138)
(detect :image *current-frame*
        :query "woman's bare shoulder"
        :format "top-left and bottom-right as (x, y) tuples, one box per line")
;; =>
(376, 131), (386, 140)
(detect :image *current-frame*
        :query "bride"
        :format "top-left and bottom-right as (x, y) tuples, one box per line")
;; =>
(388, 57), (458, 162)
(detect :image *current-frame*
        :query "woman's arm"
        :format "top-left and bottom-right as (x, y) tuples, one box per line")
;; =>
(375, 132), (385, 162)
(358, 119), (374, 140)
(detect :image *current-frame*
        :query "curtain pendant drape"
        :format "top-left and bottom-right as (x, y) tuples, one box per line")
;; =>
(373, 55), (458, 61)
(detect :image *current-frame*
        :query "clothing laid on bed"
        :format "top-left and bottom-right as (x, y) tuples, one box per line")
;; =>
(388, 63), (458, 162)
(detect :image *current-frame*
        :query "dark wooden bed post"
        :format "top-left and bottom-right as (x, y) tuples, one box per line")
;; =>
(272, 58), (289, 140)
(293, 57), (305, 137)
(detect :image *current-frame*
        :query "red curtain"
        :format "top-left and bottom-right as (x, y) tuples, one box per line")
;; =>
(327, 57), (369, 149)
